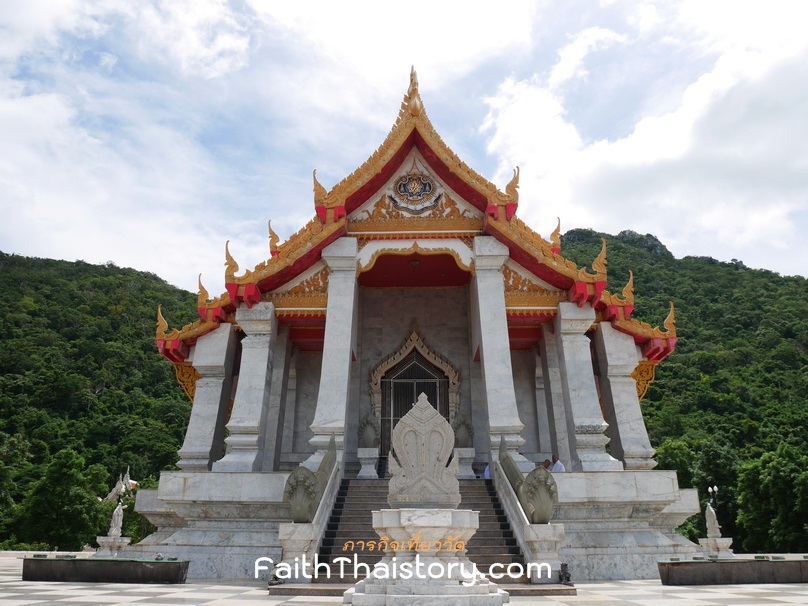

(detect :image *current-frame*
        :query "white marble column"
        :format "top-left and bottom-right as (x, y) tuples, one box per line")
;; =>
(260, 324), (292, 471)
(539, 324), (574, 468)
(280, 352), (297, 462)
(554, 302), (622, 471)
(177, 323), (237, 471)
(593, 323), (656, 469)
(213, 301), (277, 472)
(534, 351), (553, 457)
(472, 237), (526, 465)
(309, 237), (358, 452)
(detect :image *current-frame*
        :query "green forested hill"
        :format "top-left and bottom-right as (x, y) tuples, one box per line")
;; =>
(0, 252), (197, 548)
(0, 237), (806, 552)
(561, 229), (808, 551)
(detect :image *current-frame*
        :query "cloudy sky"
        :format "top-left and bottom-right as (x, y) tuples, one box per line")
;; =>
(1, 1), (806, 296)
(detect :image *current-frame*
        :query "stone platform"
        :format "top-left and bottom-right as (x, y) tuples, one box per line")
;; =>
(658, 556), (808, 585)
(22, 557), (188, 583)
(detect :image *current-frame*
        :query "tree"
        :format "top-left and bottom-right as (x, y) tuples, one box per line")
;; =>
(737, 443), (808, 552)
(19, 449), (107, 550)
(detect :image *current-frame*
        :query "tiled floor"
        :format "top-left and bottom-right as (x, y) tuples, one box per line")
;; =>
(2, 556), (807, 605)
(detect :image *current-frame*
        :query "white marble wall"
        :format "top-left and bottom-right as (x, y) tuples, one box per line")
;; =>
(511, 350), (542, 462)
(356, 287), (482, 460)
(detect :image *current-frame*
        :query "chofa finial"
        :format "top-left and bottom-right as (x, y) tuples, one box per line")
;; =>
(405, 66), (423, 116)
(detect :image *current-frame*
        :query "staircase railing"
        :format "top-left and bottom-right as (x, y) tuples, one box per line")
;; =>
(284, 436), (337, 523)
(492, 443), (535, 564)
(277, 437), (343, 579)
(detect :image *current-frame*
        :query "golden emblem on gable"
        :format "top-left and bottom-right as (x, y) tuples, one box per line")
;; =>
(390, 159), (441, 214)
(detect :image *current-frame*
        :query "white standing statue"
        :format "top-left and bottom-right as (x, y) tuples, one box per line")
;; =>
(705, 502), (721, 539)
(109, 500), (126, 538)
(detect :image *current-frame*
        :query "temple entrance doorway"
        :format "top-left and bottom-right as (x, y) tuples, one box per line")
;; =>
(379, 349), (449, 471)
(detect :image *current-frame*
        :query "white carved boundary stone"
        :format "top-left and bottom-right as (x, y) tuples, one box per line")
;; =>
(344, 393), (508, 605)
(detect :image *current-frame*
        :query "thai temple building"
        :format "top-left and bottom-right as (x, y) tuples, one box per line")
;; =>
(137, 70), (700, 581)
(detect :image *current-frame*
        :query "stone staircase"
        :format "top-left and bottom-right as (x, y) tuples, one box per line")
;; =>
(316, 478), (526, 583)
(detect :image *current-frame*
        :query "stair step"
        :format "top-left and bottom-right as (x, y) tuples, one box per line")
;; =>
(317, 478), (525, 582)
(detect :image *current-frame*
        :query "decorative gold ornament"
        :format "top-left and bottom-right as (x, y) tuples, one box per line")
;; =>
(550, 217), (561, 251)
(229, 215), (336, 287)
(631, 360), (658, 400)
(663, 301), (676, 334)
(313, 169), (327, 205)
(349, 193), (481, 236)
(503, 266), (567, 310)
(488, 216), (585, 282)
(224, 240), (239, 282)
(613, 301), (677, 340)
(268, 220), (280, 255)
(174, 362), (201, 403)
(505, 290), (568, 311)
(600, 270), (634, 307)
(267, 267), (329, 311)
(369, 328), (460, 419)
(503, 265), (544, 293)
(577, 238), (608, 281)
(156, 304), (177, 340)
(198, 274), (210, 309)
(357, 242), (475, 276)
(505, 167), (519, 204)
(318, 70), (519, 215)
(405, 66), (423, 117)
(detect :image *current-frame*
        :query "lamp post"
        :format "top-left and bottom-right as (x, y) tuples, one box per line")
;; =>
(707, 484), (718, 510)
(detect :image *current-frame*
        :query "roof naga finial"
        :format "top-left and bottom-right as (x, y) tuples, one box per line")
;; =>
(224, 240), (239, 282)
(550, 217), (562, 252)
(591, 237), (608, 276)
(505, 166), (520, 203)
(621, 270), (635, 305)
(313, 169), (327, 205)
(268, 220), (280, 256)
(405, 66), (423, 116)
(156, 304), (169, 338)
(663, 301), (676, 335)
(198, 274), (209, 308)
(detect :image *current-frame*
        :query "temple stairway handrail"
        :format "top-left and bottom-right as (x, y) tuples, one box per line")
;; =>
(277, 440), (344, 575)
(490, 459), (536, 562)
(284, 436), (338, 523)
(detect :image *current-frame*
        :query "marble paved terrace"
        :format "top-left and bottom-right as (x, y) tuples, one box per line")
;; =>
(2, 556), (808, 605)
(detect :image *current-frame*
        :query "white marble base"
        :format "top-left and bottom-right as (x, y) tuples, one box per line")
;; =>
(358, 448), (380, 479)
(699, 537), (734, 558)
(522, 524), (564, 583)
(544, 471), (701, 580)
(344, 508), (508, 605)
(95, 536), (131, 558)
(454, 448), (476, 479)
(131, 471), (291, 578)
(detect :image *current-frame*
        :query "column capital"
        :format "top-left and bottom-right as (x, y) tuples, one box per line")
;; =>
(556, 302), (595, 334)
(235, 301), (277, 336)
(322, 236), (358, 272)
(473, 236), (509, 271)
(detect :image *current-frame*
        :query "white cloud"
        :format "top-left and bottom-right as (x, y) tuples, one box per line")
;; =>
(548, 27), (626, 90)
(0, 0), (806, 299)
(481, 4), (808, 276)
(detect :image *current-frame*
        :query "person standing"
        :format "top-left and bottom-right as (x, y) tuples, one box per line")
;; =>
(551, 455), (566, 472)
